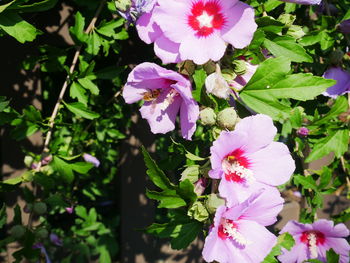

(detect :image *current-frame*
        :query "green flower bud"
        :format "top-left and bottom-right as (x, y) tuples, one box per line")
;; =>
(187, 201), (209, 222)
(180, 165), (200, 183)
(199, 108), (217, 126)
(221, 69), (237, 82)
(36, 228), (49, 239)
(278, 14), (296, 27)
(205, 194), (225, 214)
(217, 107), (238, 130)
(232, 60), (247, 76)
(10, 225), (26, 239)
(115, 0), (132, 12)
(203, 60), (217, 74)
(33, 202), (47, 215)
(212, 127), (222, 140)
(287, 25), (305, 39)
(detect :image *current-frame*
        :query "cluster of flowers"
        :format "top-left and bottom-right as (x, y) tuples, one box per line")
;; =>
(119, 0), (350, 262)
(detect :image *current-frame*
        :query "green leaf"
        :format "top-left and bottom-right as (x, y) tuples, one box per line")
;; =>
(264, 38), (313, 63)
(141, 146), (174, 190)
(96, 19), (124, 37)
(318, 167), (332, 190)
(192, 68), (207, 103)
(51, 156), (74, 183)
(294, 175), (318, 191)
(187, 201), (209, 222)
(9, 0), (58, 13)
(0, 0), (16, 13)
(326, 249), (340, 263)
(0, 96), (10, 112)
(343, 9), (350, 21)
(146, 189), (186, 209)
(70, 82), (88, 106)
(0, 11), (41, 43)
(305, 129), (349, 162)
(2, 176), (22, 185)
(313, 96), (348, 125)
(265, 74), (336, 101)
(64, 102), (100, 120)
(185, 151), (205, 161)
(180, 165), (199, 184)
(244, 57), (291, 91)
(78, 78), (100, 95)
(145, 219), (202, 250)
(87, 31), (101, 55)
(178, 179), (197, 203)
(262, 233), (295, 263)
(69, 11), (87, 43)
(71, 162), (94, 174)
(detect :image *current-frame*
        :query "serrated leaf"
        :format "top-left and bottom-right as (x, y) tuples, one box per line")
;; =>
(64, 102), (100, 120)
(146, 189), (186, 209)
(141, 146), (174, 190)
(51, 156), (74, 183)
(264, 38), (313, 63)
(69, 11), (87, 43)
(313, 96), (348, 125)
(294, 175), (318, 191)
(70, 82), (88, 106)
(0, 11), (41, 43)
(78, 78), (99, 95)
(178, 179), (197, 203)
(71, 162), (94, 174)
(87, 31), (101, 55)
(96, 19), (124, 37)
(306, 129), (349, 162)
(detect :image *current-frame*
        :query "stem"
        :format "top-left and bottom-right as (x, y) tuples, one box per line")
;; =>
(28, 1), (107, 229)
(36, 0), (106, 170)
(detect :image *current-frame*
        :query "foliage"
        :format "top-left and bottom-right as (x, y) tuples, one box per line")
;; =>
(0, 0), (349, 262)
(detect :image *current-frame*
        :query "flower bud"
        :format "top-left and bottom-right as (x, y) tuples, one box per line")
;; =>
(50, 233), (63, 246)
(36, 228), (49, 239)
(65, 206), (74, 214)
(205, 71), (231, 99)
(115, 0), (132, 12)
(199, 108), (216, 126)
(194, 178), (208, 196)
(287, 25), (305, 39)
(232, 60), (247, 75)
(217, 108), (238, 130)
(180, 165), (199, 183)
(10, 225), (26, 239)
(205, 194), (225, 214)
(221, 69), (237, 82)
(83, 154), (100, 167)
(278, 14), (296, 27)
(297, 127), (309, 137)
(187, 201), (209, 222)
(33, 202), (47, 215)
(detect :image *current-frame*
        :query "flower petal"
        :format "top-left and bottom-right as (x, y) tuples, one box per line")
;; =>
(154, 35), (181, 64)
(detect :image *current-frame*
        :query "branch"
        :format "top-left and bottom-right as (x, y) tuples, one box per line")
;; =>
(37, 0), (106, 168)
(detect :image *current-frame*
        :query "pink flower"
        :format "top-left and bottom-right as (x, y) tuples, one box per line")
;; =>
(136, 0), (257, 64)
(209, 114), (295, 206)
(279, 0), (321, 4)
(202, 188), (283, 263)
(123, 62), (199, 140)
(83, 153), (100, 167)
(278, 220), (350, 263)
(65, 206), (74, 214)
(297, 127), (309, 137)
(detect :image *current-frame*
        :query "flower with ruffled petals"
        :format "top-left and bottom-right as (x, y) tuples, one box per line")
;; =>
(323, 67), (350, 98)
(202, 188), (283, 263)
(209, 114), (295, 206)
(117, 0), (156, 23)
(136, 0), (257, 64)
(278, 220), (350, 263)
(123, 62), (199, 139)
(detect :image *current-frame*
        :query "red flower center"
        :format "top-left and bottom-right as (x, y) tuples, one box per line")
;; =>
(222, 149), (253, 184)
(188, 1), (225, 37)
(300, 231), (325, 246)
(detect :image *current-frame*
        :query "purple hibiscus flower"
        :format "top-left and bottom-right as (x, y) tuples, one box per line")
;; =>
(202, 188), (284, 263)
(339, 19), (350, 34)
(209, 114), (295, 206)
(279, 0), (321, 4)
(136, 0), (257, 64)
(117, 0), (156, 23)
(278, 220), (350, 263)
(123, 62), (199, 140)
(323, 67), (350, 98)
(83, 153), (100, 167)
